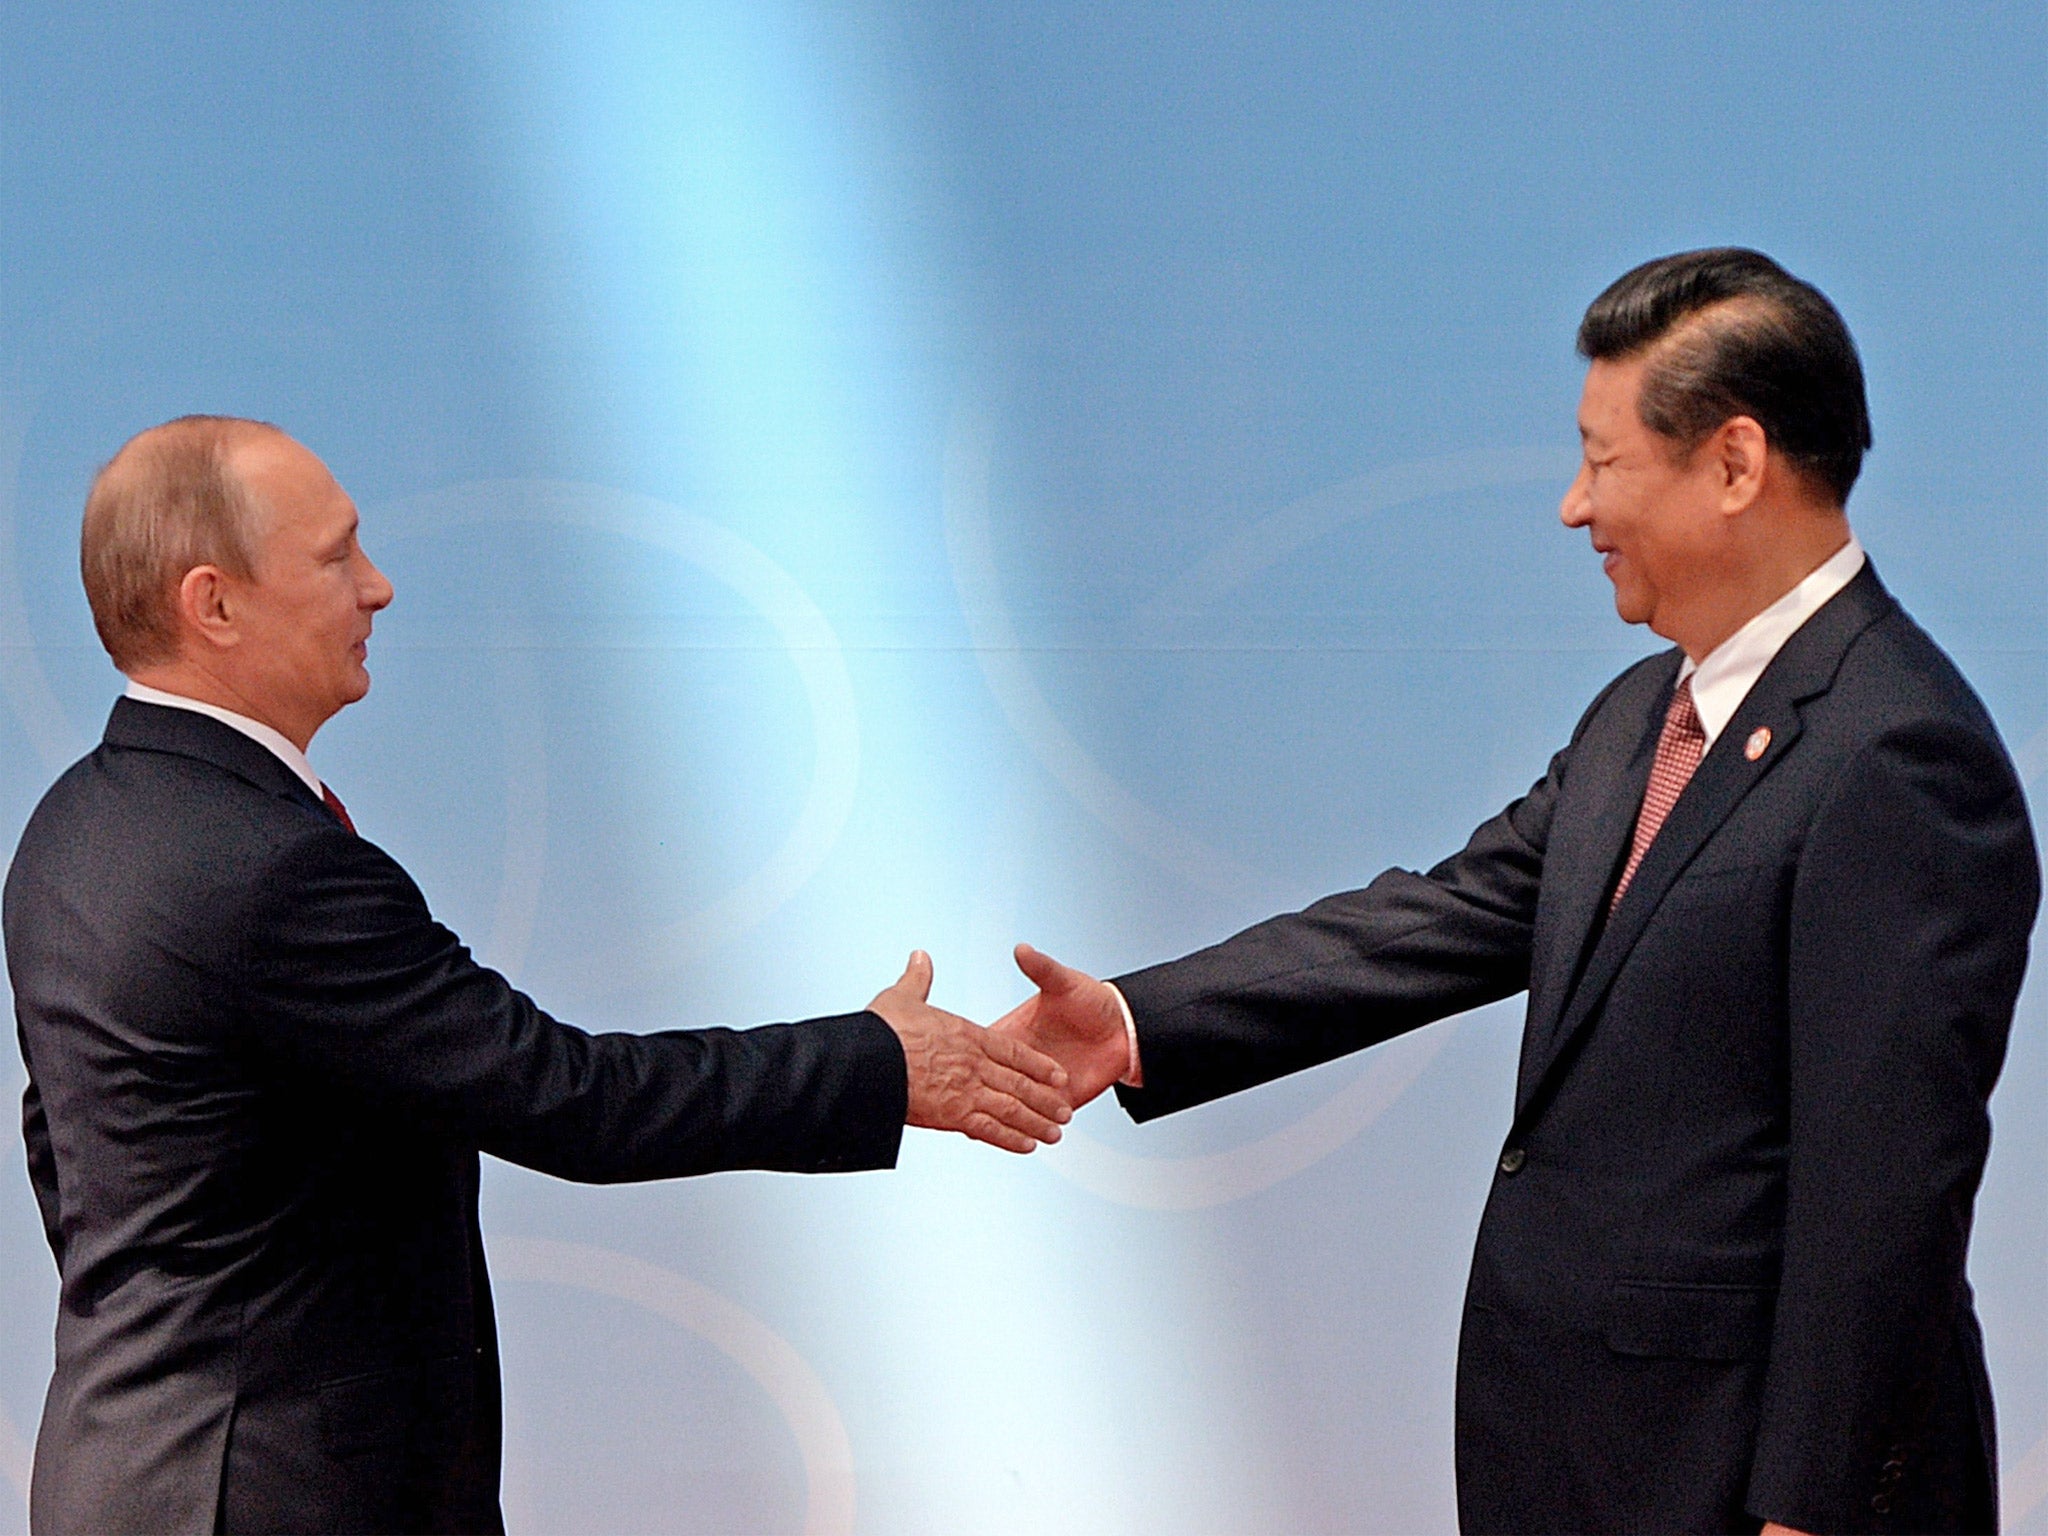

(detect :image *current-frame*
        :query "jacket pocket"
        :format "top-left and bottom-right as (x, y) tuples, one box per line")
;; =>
(1606, 1280), (1777, 1362)
(317, 1358), (465, 1456)
(1660, 860), (1776, 908)
(318, 1366), (417, 1455)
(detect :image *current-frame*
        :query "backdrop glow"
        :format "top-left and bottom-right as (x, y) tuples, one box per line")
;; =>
(1, 4), (2043, 1532)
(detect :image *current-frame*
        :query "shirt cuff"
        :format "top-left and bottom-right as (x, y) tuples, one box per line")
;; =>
(1109, 982), (1143, 1088)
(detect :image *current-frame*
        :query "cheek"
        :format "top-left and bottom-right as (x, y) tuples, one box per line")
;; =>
(1592, 485), (1639, 539)
(316, 579), (360, 633)
(1612, 475), (1680, 546)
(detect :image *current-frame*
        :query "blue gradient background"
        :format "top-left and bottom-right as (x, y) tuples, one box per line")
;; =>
(1, 4), (2043, 1532)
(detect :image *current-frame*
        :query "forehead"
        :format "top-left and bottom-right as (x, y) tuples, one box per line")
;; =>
(234, 434), (356, 535)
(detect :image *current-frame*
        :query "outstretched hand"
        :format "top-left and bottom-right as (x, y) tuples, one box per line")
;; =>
(991, 943), (1132, 1110)
(868, 952), (1071, 1154)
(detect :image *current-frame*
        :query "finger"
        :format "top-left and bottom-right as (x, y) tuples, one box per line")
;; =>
(977, 1087), (1066, 1146)
(1014, 942), (1091, 997)
(981, 1024), (1070, 1090)
(982, 1061), (1073, 1124)
(978, 1089), (1064, 1146)
(961, 1110), (1041, 1155)
(890, 949), (934, 1004)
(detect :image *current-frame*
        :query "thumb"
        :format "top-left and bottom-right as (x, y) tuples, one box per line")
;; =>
(1014, 942), (1080, 995)
(894, 948), (934, 1003)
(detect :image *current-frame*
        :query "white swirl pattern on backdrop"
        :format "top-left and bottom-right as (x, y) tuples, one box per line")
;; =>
(372, 479), (863, 978)
(493, 1237), (857, 1536)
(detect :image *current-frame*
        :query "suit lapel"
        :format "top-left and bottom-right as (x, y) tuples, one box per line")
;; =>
(1515, 563), (1897, 1122)
(1515, 659), (1674, 1106)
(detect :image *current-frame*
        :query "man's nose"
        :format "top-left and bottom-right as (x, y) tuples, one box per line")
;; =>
(1559, 468), (1592, 528)
(361, 558), (395, 611)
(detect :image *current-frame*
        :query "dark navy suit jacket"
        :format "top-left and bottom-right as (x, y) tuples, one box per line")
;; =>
(6, 698), (908, 1534)
(1115, 565), (2038, 1533)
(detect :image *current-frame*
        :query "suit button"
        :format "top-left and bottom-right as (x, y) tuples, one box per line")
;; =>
(1498, 1148), (1526, 1175)
(1872, 1492), (1893, 1515)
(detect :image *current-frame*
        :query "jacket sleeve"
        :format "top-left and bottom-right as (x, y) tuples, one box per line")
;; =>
(1746, 723), (2038, 1532)
(1111, 743), (1563, 1122)
(234, 824), (908, 1181)
(18, 1034), (63, 1269)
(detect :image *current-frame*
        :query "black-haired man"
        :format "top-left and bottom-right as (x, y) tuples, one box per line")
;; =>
(1000, 250), (2036, 1533)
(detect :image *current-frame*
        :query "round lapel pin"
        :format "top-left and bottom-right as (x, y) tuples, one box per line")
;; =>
(1745, 726), (1772, 762)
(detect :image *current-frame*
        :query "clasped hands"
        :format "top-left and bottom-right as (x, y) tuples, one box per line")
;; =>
(866, 945), (1132, 1154)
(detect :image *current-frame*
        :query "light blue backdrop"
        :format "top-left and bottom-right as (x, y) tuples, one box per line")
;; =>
(2, 4), (2043, 1532)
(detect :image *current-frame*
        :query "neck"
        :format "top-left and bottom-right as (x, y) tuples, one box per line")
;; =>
(1665, 511), (1852, 662)
(125, 659), (319, 752)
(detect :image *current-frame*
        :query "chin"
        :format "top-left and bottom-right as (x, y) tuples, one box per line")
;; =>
(1607, 585), (1654, 628)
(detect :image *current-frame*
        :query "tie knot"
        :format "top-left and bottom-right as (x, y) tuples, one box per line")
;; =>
(320, 783), (357, 835)
(1666, 675), (1704, 740)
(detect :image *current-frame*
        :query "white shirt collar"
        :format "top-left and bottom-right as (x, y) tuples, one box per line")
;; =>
(122, 680), (325, 800)
(1679, 535), (1867, 749)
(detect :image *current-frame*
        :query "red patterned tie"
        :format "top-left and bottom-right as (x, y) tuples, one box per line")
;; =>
(321, 783), (357, 835)
(1611, 675), (1705, 910)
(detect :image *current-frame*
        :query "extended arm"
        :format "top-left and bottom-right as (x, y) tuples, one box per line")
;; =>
(241, 829), (1067, 1180)
(1000, 744), (1568, 1116)
(1746, 724), (2037, 1532)
(1112, 770), (1554, 1119)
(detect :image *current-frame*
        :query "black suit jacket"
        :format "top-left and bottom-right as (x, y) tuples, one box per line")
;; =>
(1114, 566), (2038, 1533)
(5, 698), (908, 1535)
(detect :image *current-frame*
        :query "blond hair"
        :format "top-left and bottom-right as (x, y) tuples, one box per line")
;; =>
(80, 415), (279, 671)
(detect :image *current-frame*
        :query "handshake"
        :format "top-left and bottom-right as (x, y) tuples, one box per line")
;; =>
(866, 943), (1140, 1153)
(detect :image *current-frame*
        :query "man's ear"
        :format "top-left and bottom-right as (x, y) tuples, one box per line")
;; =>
(1715, 415), (1769, 514)
(175, 565), (244, 651)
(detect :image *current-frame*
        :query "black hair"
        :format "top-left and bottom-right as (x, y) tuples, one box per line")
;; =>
(1577, 248), (1872, 504)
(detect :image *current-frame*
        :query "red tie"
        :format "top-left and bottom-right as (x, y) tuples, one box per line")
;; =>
(321, 783), (357, 835)
(1611, 675), (1705, 910)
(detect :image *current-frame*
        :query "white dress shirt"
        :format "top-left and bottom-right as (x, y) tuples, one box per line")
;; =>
(123, 680), (326, 800)
(1680, 535), (1866, 749)
(1111, 533), (1869, 1088)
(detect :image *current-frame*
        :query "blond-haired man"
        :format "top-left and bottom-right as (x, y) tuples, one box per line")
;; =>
(6, 417), (1070, 1534)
